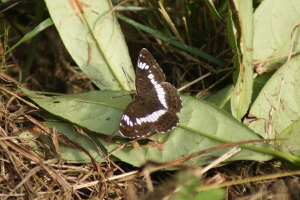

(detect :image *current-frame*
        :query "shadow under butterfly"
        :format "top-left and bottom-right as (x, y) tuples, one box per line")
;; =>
(119, 48), (182, 139)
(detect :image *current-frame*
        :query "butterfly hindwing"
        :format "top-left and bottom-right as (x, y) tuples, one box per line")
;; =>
(119, 99), (165, 138)
(151, 111), (179, 133)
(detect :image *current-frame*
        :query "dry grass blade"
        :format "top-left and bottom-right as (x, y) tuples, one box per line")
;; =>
(200, 146), (241, 174)
(24, 114), (108, 193)
(0, 127), (72, 192)
(5, 165), (42, 200)
(197, 170), (300, 192)
(158, 1), (184, 43)
(178, 72), (211, 92)
(0, 86), (39, 110)
(196, 70), (233, 98)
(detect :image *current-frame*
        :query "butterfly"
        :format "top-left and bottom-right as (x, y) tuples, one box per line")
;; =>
(119, 48), (182, 139)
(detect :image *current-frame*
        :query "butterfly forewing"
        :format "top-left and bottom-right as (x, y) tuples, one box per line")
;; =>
(136, 48), (166, 94)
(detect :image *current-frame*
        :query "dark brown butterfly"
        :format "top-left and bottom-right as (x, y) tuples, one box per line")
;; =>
(119, 48), (182, 139)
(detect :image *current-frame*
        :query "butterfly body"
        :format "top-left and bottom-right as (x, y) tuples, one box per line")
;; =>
(119, 48), (182, 139)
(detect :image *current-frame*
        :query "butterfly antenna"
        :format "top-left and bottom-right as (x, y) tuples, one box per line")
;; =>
(121, 65), (134, 89)
(111, 66), (135, 99)
(111, 93), (131, 98)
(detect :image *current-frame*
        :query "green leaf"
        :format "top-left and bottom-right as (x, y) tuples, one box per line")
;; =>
(205, 85), (233, 112)
(228, 0), (254, 120)
(248, 55), (300, 156)
(20, 122), (104, 163)
(22, 88), (273, 166)
(253, 0), (300, 68)
(204, 0), (222, 22)
(44, 0), (135, 90)
(103, 96), (272, 166)
(195, 189), (225, 200)
(5, 18), (53, 55)
(171, 169), (225, 200)
(117, 14), (226, 68)
(226, 11), (239, 56)
(23, 89), (128, 134)
(252, 72), (274, 102)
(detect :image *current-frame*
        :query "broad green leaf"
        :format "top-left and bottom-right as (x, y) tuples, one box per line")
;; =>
(44, 0), (135, 90)
(22, 88), (273, 166)
(253, 0), (300, 68)
(252, 72), (274, 103)
(103, 96), (271, 166)
(228, 0), (254, 120)
(23, 89), (128, 134)
(204, 85), (233, 112)
(19, 122), (104, 163)
(248, 55), (300, 156)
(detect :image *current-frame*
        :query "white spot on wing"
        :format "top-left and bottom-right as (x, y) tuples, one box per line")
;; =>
(142, 63), (147, 69)
(135, 109), (167, 124)
(155, 85), (168, 109)
(137, 62), (143, 69)
(151, 79), (157, 85)
(148, 74), (154, 79)
(119, 130), (125, 137)
(138, 62), (149, 70)
(148, 114), (155, 122)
